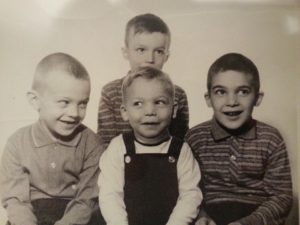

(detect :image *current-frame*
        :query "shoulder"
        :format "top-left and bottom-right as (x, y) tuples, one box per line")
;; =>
(102, 78), (123, 92)
(100, 134), (125, 160)
(78, 125), (105, 152)
(255, 120), (284, 142)
(6, 124), (33, 145)
(174, 84), (187, 97)
(186, 120), (212, 139)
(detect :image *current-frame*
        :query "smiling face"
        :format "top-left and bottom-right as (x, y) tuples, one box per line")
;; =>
(32, 70), (90, 140)
(122, 29), (170, 70)
(121, 77), (176, 144)
(205, 70), (263, 130)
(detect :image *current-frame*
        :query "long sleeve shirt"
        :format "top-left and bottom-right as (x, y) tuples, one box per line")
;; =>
(97, 76), (189, 149)
(98, 134), (202, 225)
(185, 118), (293, 225)
(0, 121), (104, 225)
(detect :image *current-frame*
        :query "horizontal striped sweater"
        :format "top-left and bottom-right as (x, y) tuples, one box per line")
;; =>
(185, 118), (293, 225)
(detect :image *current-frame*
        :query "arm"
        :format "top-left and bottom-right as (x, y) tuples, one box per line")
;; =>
(0, 138), (37, 225)
(98, 137), (128, 225)
(167, 143), (202, 225)
(97, 84), (118, 149)
(235, 140), (293, 225)
(170, 86), (189, 139)
(55, 138), (104, 225)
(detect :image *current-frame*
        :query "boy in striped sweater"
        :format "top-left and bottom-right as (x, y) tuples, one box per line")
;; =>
(185, 53), (293, 225)
(97, 13), (189, 149)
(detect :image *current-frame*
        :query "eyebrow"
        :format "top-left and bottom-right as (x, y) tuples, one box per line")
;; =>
(212, 85), (251, 89)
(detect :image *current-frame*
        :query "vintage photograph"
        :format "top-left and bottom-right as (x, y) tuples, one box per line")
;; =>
(0, 0), (299, 224)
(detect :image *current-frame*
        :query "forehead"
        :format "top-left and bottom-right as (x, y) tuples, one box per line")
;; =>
(125, 77), (171, 97)
(40, 70), (90, 95)
(127, 29), (170, 46)
(211, 70), (254, 88)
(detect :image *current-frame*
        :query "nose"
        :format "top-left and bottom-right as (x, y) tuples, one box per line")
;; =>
(145, 51), (155, 64)
(67, 105), (80, 118)
(226, 93), (239, 106)
(144, 103), (156, 116)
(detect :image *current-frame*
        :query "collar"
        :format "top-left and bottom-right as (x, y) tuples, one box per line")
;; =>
(211, 117), (256, 141)
(31, 120), (82, 147)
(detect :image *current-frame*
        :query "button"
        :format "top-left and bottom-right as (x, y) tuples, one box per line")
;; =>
(230, 155), (236, 161)
(50, 162), (56, 168)
(168, 156), (176, 163)
(125, 156), (131, 164)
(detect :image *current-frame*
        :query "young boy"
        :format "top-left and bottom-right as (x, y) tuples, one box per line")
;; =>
(98, 66), (202, 225)
(0, 53), (104, 225)
(185, 53), (293, 225)
(97, 13), (189, 148)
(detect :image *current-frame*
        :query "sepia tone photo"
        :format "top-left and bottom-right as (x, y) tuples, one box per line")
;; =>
(0, 0), (299, 224)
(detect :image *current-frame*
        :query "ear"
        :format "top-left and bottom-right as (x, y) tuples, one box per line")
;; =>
(27, 90), (41, 111)
(122, 47), (129, 60)
(164, 50), (170, 63)
(204, 92), (212, 108)
(172, 102), (178, 119)
(255, 91), (264, 106)
(120, 104), (129, 122)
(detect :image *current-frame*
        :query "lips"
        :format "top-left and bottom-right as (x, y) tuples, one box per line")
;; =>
(223, 111), (243, 117)
(142, 122), (160, 125)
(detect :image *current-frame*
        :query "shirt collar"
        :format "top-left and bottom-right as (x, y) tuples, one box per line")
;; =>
(211, 117), (256, 141)
(31, 120), (82, 147)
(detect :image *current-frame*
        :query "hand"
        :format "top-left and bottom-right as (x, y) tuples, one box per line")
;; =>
(195, 217), (217, 225)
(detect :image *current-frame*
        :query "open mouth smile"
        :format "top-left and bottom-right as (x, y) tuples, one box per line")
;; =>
(223, 111), (243, 117)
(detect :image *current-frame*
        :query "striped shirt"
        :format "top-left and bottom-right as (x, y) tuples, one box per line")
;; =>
(185, 118), (293, 225)
(97, 76), (189, 149)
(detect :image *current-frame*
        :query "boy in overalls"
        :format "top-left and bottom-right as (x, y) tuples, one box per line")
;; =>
(98, 66), (202, 225)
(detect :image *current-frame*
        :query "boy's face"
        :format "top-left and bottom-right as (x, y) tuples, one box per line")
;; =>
(205, 70), (263, 130)
(30, 70), (90, 139)
(122, 29), (170, 70)
(121, 77), (177, 144)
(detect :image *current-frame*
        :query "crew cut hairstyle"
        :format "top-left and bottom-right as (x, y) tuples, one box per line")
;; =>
(32, 52), (89, 91)
(207, 52), (260, 94)
(121, 66), (175, 103)
(125, 13), (170, 46)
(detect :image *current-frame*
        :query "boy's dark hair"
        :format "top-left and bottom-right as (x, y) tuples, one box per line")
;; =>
(125, 13), (170, 46)
(121, 66), (174, 103)
(207, 53), (260, 94)
(33, 52), (89, 91)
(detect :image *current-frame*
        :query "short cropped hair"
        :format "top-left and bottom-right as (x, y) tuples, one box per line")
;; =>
(125, 13), (171, 46)
(121, 66), (175, 103)
(207, 53), (260, 94)
(32, 52), (89, 92)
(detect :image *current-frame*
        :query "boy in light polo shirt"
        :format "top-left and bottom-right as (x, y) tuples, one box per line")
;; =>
(0, 53), (104, 225)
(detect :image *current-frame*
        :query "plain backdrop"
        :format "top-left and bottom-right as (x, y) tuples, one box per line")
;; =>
(0, 0), (299, 224)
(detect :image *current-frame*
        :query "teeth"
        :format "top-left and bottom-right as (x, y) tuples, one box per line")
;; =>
(224, 111), (241, 116)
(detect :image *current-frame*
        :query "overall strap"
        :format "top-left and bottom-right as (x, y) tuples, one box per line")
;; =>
(122, 132), (136, 154)
(168, 137), (184, 159)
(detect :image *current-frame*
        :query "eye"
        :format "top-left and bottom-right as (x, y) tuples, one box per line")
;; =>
(136, 48), (145, 54)
(155, 49), (165, 55)
(58, 100), (69, 107)
(155, 99), (167, 105)
(79, 101), (88, 109)
(237, 89), (250, 96)
(133, 101), (143, 107)
(214, 89), (226, 96)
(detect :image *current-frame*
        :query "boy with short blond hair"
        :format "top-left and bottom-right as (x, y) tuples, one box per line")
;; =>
(97, 13), (189, 148)
(0, 52), (104, 225)
(98, 66), (201, 225)
(185, 53), (293, 225)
